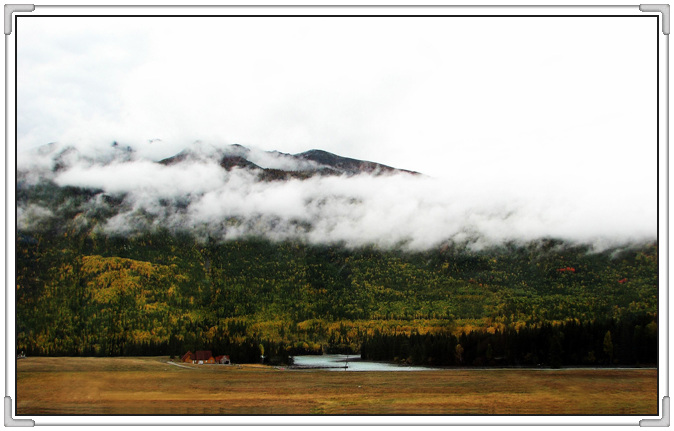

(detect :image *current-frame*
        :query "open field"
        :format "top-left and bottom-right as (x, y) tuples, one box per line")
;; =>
(16, 357), (657, 416)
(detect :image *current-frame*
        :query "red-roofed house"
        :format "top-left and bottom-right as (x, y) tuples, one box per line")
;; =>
(181, 351), (194, 363)
(194, 350), (215, 364)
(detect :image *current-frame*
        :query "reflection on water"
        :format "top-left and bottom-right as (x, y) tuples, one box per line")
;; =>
(290, 354), (438, 371)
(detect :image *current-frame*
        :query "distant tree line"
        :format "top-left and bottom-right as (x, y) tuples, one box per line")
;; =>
(21, 330), (298, 365)
(361, 313), (658, 367)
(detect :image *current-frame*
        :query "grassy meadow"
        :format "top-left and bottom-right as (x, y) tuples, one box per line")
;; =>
(16, 357), (657, 416)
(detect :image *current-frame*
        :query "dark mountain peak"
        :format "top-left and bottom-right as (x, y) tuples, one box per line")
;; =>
(159, 143), (252, 166)
(222, 143), (251, 159)
(158, 145), (260, 171)
(158, 149), (195, 166)
(295, 149), (419, 176)
(296, 149), (340, 163)
(229, 143), (249, 151)
(159, 144), (418, 178)
(219, 155), (261, 171)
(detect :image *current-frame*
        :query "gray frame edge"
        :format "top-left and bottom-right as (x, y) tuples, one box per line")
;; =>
(640, 4), (671, 35)
(640, 397), (671, 427)
(0, 7), (665, 426)
(3, 5), (35, 428)
(4, 4), (34, 36)
(4, 397), (34, 427)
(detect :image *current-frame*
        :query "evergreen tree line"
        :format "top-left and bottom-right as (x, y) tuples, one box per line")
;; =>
(21, 332), (295, 365)
(360, 313), (658, 368)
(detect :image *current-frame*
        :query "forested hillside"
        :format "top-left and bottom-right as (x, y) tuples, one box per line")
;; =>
(16, 225), (658, 366)
(15, 144), (659, 367)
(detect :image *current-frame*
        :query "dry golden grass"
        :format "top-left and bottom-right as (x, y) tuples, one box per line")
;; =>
(16, 357), (657, 415)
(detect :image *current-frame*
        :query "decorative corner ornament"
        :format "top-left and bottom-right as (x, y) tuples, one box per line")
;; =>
(4, 4), (34, 36)
(640, 4), (671, 35)
(640, 396), (670, 427)
(4, 397), (34, 427)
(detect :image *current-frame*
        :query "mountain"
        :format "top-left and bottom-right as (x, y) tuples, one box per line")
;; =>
(156, 143), (419, 179)
(26, 141), (422, 178)
(16, 141), (425, 242)
(14, 141), (659, 365)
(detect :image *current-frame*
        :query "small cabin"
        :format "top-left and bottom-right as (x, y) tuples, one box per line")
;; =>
(215, 355), (231, 365)
(182, 350), (228, 365)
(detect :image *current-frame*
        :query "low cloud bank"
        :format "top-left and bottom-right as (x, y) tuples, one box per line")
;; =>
(17, 142), (657, 251)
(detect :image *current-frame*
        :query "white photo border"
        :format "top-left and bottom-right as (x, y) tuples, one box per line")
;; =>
(4, 3), (668, 427)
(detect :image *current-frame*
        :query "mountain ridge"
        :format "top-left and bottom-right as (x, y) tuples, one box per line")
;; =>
(157, 144), (420, 179)
(24, 141), (421, 180)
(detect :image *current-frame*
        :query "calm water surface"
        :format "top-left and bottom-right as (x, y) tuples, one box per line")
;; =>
(290, 354), (438, 371)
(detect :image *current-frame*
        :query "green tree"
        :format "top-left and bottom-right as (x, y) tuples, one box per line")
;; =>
(548, 332), (563, 369)
(486, 343), (493, 362)
(603, 330), (614, 365)
(455, 343), (464, 365)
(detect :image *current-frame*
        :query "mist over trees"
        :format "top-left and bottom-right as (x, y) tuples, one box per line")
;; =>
(17, 142), (656, 252)
(15, 143), (659, 366)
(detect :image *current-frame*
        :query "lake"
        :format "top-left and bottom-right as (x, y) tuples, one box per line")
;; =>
(290, 354), (439, 371)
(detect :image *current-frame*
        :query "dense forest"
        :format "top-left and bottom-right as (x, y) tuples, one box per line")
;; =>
(16, 207), (658, 366)
(361, 315), (657, 367)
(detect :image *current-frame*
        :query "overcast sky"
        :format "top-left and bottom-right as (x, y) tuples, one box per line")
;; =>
(16, 15), (658, 247)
